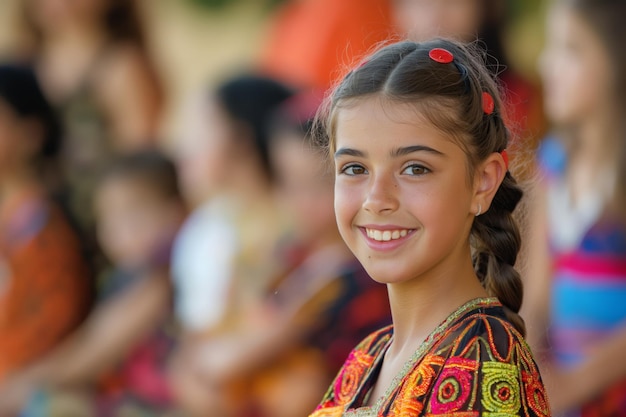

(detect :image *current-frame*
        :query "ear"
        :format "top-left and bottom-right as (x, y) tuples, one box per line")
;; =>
(471, 152), (507, 216)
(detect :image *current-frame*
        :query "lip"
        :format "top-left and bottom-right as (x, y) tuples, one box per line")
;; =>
(358, 225), (416, 252)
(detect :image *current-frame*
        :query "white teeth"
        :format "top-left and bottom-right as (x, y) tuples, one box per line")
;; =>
(366, 228), (411, 242)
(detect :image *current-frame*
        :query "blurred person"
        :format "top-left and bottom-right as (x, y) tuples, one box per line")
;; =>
(0, 63), (92, 386)
(0, 151), (186, 417)
(168, 74), (294, 415)
(169, 92), (391, 417)
(258, 0), (394, 91)
(15, 0), (165, 249)
(522, 0), (626, 415)
(392, 0), (545, 177)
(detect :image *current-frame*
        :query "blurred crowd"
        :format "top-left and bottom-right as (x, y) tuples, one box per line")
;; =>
(0, 0), (624, 416)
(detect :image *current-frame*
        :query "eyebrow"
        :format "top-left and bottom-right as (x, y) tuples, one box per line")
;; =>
(334, 147), (366, 158)
(334, 145), (444, 159)
(391, 145), (444, 157)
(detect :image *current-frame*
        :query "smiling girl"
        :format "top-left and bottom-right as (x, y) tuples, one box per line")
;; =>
(308, 39), (550, 416)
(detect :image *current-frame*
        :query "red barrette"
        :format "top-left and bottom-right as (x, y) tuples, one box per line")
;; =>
(482, 92), (495, 115)
(429, 48), (454, 64)
(501, 149), (509, 170)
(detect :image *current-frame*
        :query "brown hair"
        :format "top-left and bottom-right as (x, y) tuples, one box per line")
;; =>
(315, 38), (526, 335)
(559, 0), (626, 222)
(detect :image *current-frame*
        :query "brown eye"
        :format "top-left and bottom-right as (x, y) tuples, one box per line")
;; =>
(341, 164), (367, 175)
(402, 164), (430, 176)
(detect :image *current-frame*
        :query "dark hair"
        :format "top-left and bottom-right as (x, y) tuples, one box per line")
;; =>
(0, 63), (61, 157)
(561, 0), (626, 220)
(316, 38), (525, 335)
(215, 75), (294, 180)
(99, 150), (181, 201)
(270, 90), (324, 141)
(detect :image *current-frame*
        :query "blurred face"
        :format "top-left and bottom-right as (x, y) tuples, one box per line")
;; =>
(540, 5), (613, 126)
(393, 0), (483, 42)
(95, 178), (177, 269)
(175, 95), (235, 207)
(270, 131), (335, 244)
(333, 98), (476, 284)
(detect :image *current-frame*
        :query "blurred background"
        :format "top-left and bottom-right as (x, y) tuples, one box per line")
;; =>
(0, 0), (546, 143)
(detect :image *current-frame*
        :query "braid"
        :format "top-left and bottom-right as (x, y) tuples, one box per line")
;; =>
(472, 172), (526, 336)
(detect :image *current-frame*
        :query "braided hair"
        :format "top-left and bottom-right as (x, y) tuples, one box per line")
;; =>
(315, 39), (526, 336)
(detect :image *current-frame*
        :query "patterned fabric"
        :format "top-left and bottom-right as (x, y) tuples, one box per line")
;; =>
(538, 137), (626, 416)
(0, 191), (92, 382)
(309, 298), (550, 416)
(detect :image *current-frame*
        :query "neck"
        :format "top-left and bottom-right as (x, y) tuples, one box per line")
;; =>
(385, 247), (487, 357)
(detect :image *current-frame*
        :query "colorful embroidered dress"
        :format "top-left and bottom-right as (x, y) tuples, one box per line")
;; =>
(309, 298), (550, 416)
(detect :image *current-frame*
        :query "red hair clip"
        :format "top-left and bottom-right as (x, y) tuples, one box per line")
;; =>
(482, 92), (495, 115)
(501, 149), (509, 170)
(429, 48), (454, 64)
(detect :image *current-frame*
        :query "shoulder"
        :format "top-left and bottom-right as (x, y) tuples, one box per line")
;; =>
(314, 326), (393, 410)
(398, 309), (550, 416)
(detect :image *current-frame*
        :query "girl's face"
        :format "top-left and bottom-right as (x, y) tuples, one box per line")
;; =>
(95, 177), (178, 269)
(540, 5), (613, 126)
(270, 131), (335, 244)
(333, 98), (476, 285)
(393, 0), (483, 42)
(175, 95), (234, 207)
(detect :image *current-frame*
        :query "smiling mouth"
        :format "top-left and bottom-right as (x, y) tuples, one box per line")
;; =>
(365, 228), (412, 242)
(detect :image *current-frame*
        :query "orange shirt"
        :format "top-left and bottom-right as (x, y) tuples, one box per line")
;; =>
(0, 190), (92, 381)
(258, 0), (394, 90)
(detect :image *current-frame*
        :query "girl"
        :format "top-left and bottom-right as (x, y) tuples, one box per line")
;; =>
(522, 0), (626, 415)
(168, 75), (294, 416)
(308, 39), (549, 416)
(0, 63), (92, 387)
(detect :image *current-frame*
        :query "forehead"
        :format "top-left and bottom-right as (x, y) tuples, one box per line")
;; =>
(333, 96), (460, 153)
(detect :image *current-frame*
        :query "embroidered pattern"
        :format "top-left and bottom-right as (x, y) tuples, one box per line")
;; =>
(309, 298), (550, 417)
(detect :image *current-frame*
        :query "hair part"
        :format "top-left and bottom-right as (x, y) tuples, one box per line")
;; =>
(315, 38), (526, 335)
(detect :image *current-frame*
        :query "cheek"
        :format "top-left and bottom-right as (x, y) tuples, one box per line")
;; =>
(333, 182), (361, 237)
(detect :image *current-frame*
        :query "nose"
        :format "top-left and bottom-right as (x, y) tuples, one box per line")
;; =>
(362, 173), (399, 214)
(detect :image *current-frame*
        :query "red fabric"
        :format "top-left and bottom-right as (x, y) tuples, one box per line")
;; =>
(258, 0), (394, 90)
(0, 193), (91, 382)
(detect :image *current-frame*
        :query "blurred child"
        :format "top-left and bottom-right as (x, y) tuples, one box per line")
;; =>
(168, 74), (294, 415)
(170, 74), (293, 335)
(170, 92), (392, 417)
(0, 151), (186, 417)
(0, 63), (91, 385)
(522, 0), (626, 415)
